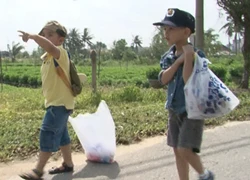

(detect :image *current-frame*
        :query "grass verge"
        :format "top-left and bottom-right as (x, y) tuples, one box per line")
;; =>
(0, 85), (249, 162)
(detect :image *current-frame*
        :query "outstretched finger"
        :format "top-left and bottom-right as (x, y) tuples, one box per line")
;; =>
(18, 30), (25, 34)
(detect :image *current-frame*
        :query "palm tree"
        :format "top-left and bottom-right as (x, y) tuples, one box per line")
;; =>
(220, 15), (243, 54)
(204, 28), (222, 56)
(150, 28), (168, 60)
(217, 0), (250, 88)
(220, 19), (233, 49)
(64, 28), (84, 59)
(7, 42), (24, 62)
(93, 41), (107, 62)
(82, 28), (94, 48)
(131, 35), (142, 53)
(95, 41), (107, 50)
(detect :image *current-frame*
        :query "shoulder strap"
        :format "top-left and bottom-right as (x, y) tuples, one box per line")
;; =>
(53, 52), (72, 93)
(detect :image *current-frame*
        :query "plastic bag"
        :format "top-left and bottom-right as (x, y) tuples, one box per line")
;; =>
(184, 54), (240, 119)
(69, 100), (116, 163)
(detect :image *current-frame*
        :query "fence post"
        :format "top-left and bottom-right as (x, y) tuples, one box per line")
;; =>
(90, 50), (97, 93)
(98, 47), (101, 78)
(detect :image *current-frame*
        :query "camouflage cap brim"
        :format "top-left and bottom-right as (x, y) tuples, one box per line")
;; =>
(38, 21), (67, 37)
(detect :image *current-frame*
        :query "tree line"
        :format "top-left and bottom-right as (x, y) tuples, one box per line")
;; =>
(2, 0), (250, 89)
(3, 28), (230, 64)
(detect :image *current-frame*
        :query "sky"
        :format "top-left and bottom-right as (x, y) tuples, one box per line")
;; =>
(0, 0), (229, 53)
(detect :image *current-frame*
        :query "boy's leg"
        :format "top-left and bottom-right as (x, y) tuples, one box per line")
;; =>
(37, 106), (72, 170)
(177, 115), (208, 176)
(19, 151), (52, 179)
(20, 107), (61, 179)
(167, 110), (189, 180)
(60, 143), (73, 167)
(173, 148), (189, 180)
(35, 151), (52, 172)
(36, 106), (67, 170)
(59, 125), (73, 168)
(48, 114), (74, 174)
(177, 148), (204, 174)
(51, 143), (74, 172)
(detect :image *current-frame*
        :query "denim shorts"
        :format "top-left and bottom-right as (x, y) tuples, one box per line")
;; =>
(40, 106), (72, 152)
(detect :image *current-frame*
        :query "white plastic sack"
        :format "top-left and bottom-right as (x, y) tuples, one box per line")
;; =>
(184, 54), (240, 119)
(69, 100), (116, 163)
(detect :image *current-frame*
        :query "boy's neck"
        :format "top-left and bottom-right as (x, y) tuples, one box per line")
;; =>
(56, 43), (63, 47)
(175, 40), (189, 56)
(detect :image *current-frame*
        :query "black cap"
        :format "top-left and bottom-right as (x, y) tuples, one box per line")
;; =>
(153, 8), (195, 33)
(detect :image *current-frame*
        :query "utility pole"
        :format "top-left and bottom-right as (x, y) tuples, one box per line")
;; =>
(195, 0), (204, 50)
(0, 51), (3, 92)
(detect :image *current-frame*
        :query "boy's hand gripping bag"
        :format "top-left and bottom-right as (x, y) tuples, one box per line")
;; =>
(69, 100), (116, 163)
(184, 54), (240, 119)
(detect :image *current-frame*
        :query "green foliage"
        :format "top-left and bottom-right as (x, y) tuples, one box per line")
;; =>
(110, 86), (143, 102)
(0, 83), (249, 162)
(16, 51), (30, 59)
(123, 48), (137, 61)
(229, 65), (243, 78)
(82, 28), (94, 48)
(150, 28), (169, 60)
(2, 56), (245, 88)
(0, 55), (248, 162)
(112, 39), (128, 60)
(7, 42), (25, 62)
(217, 0), (250, 89)
(210, 64), (227, 81)
(131, 35), (142, 53)
(146, 67), (161, 79)
(204, 28), (223, 57)
(0, 85), (166, 161)
(1, 64), (158, 88)
(64, 28), (85, 60)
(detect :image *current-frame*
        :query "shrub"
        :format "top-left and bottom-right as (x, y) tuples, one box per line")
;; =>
(9, 75), (19, 85)
(28, 77), (38, 87)
(229, 65), (243, 78)
(111, 86), (143, 102)
(209, 65), (227, 81)
(3, 74), (10, 83)
(146, 67), (161, 79)
(19, 75), (29, 85)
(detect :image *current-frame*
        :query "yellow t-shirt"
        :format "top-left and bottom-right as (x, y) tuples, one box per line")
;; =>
(40, 46), (74, 110)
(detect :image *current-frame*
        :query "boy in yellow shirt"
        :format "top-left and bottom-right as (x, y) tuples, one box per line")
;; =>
(18, 21), (74, 180)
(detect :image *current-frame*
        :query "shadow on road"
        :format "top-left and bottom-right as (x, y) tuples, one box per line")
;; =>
(50, 135), (250, 179)
(51, 161), (120, 180)
(117, 135), (250, 178)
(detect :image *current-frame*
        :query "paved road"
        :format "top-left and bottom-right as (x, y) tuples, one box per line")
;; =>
(3, 121), (250, 180)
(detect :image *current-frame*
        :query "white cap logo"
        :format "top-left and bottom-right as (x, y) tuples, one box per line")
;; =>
(167, 9), (175, 17)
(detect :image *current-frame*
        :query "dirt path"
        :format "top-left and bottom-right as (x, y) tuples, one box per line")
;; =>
(1, 121), (250, 180)
(0, 135), (164, 179)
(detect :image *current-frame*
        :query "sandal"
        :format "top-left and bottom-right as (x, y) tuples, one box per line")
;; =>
(48, 162), (74, 175)
(19, 169), (43, 180)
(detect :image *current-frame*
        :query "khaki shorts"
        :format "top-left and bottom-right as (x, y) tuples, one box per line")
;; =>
(167, 110), (204, 153)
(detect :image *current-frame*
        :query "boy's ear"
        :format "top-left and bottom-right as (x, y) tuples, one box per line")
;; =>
(184, 27), (192, 37)
(59, 37), (65, 44)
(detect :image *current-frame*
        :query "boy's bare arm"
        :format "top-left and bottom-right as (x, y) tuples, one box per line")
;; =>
(18, 31), (60, 59)
(182, 44), (195, 84)
(160, 54), (184, 85)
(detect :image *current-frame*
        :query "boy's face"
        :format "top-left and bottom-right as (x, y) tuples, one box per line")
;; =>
(162, 26), (190, 45)
(41, 28), (64, 46)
